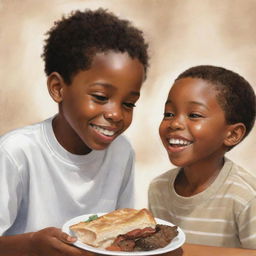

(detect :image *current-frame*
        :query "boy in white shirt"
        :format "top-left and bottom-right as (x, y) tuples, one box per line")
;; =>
(0, 8), (149, 256)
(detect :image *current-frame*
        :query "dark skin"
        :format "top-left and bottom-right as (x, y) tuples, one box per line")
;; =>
(0, 51), (145, 256)
(50, 51), (144, 154)
(157, 77), (256, 255)
(0, 228), (79, 256)
(159, 78), (245, 197)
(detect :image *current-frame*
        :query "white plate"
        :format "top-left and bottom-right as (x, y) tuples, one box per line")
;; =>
(62, 213), (186, 255)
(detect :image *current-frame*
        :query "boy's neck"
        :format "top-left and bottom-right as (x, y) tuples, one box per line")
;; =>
(174, 157), (225, 197)
(52, 114), (92, 155)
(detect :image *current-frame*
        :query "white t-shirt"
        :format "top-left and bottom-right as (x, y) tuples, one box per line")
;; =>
(0, 117), (135, 235)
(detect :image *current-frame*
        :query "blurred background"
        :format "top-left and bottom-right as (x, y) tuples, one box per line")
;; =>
(1, 0), (256, 208)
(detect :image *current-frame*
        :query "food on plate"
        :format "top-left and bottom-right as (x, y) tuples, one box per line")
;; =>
(134, 224), (178, 251)
(70, 208), (178, 251)
(85, 214), (98, 222)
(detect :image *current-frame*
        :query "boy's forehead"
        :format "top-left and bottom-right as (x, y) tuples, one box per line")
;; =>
(166, 77), (218, 103)
(92, 51), (132, 69)
(69, 50), (144, 94)
(88, 51), (145, 82)
(169, 77), (216, 94)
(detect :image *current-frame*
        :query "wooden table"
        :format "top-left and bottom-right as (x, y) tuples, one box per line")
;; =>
(162, 244), (256, 256)
(88, 244), (256, 256)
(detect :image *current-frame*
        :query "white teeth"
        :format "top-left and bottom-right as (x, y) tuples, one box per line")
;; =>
(91, 124), (115, 136)
(169, 138), (191, 146)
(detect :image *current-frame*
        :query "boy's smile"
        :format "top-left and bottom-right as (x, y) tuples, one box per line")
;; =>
(159, 77), (230, 168)
(50, 51), (145, 154)
(167, 136), (193, 153)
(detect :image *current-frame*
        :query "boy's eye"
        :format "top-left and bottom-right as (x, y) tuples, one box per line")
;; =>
(189, 113), (203, 118)
(164, 112), (174, 118)
(92, 94), (108, 102)
(123, 102), (136, 109)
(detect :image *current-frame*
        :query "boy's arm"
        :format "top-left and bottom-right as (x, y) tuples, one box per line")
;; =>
(0, 232), (33, 256)
(0, 148), (23, 236)
(0, 227), (90, 256)
(0, 150), (89, 256)
(237, 197), (256, 248)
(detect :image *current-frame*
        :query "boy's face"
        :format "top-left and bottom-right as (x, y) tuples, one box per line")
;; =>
(159, 77), (230, 167)
(53, 51), (145, 153)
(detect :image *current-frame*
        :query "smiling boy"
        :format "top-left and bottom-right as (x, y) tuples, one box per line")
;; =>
(0, 9), (148, 256)
(49, 51), (144, 153)
(148, 65), (256, 250)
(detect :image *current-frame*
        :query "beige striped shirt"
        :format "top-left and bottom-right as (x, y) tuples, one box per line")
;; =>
(148, 158), (256, 249)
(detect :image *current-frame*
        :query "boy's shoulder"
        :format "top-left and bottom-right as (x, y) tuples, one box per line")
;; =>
(228, 158), (256, 191)
(220, 158), (256, 214)
(0, 119), (46, 153)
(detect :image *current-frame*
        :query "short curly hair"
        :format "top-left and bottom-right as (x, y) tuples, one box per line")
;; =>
(176, 65), (256, 139)
(42, 8), (149, 84)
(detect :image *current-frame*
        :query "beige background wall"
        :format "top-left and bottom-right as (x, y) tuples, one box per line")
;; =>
(1, 0), (256, 208)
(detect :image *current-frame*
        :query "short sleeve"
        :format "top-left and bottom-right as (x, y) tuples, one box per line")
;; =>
(0, 148), (23, 235)
(237, 197), (256, 249)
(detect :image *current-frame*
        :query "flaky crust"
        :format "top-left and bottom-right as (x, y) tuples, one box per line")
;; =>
(70, 208), (156, 248)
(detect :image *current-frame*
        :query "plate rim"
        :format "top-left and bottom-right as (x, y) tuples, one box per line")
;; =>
(62, 212), (186, 256)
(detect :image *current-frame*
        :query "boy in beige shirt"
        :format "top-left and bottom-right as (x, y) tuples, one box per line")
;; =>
(149, 65), (256, 250)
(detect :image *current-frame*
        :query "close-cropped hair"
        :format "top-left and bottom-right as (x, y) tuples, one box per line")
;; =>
(176, 65), (256, 139)
(41, 8), (149, 84)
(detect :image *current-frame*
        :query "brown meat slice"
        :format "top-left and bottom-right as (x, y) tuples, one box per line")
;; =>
(118, 239), (136, 251)
(135, 224), (178, 251)
(108, 227), (156, 251)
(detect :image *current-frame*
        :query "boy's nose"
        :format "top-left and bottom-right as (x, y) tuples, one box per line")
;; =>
(104, 106), (123, 122)
(168, 117), (185, 130)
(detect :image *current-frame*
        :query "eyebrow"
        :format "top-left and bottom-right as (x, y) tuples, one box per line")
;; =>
(89, 82), (140, 96)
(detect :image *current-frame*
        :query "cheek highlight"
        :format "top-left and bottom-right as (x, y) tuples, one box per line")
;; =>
(87, 101), (97, 111)
(193, 123), (203, 132)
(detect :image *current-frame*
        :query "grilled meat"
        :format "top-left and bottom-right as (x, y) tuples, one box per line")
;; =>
(113, 224), (178, 252)
(135, 224), (178, 251)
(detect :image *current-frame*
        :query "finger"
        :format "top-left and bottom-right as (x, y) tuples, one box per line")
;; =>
(55, 240), (90, 256)
(61, 239), (101, 256)
(59, 231), (77, 244)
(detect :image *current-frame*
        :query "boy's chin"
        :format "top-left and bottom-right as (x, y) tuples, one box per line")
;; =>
(168, 156), (184, 167)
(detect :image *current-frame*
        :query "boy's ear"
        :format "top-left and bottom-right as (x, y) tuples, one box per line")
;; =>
(224, 123), (246, 147)
(47, 72), (65, 103)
